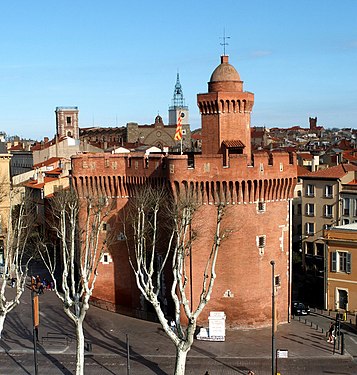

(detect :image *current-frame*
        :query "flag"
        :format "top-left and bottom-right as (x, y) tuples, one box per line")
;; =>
(174, 112), (183, 141)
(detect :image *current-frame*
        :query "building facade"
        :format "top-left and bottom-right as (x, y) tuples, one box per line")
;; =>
(71, 55), (297, 327)
(300, 164), (357, 306)
(324, 224), (357, 312)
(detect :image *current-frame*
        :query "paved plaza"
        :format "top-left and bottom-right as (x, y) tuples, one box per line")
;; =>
(1, 280), (357, 374)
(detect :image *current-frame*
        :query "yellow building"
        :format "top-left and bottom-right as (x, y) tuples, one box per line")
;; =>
(324, 224), (357, 312)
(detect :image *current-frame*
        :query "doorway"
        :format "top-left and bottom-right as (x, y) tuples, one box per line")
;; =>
(338, 289), (348, 310)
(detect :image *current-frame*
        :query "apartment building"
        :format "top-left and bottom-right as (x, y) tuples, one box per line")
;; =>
(324, 223), (357, 312)
(340, 171), (357, 225)
(300, 164), (357, 306)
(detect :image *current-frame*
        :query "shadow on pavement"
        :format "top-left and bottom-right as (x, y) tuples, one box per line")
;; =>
(3, 351), (32, 375)
(86, 356), (118, 375)
(191, 343), (249, 374)
(38, 343), (72, 375)
(84, 313), (168, 375)
(4, 311), (33, 350)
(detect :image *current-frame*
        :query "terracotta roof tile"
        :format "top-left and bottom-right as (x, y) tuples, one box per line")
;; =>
(33, 157), (62, 169)
(297, 166), (311, 177)
(298, 153), (313, 160)
(222, 140), (245, 148)
(302, 164), (357, 179)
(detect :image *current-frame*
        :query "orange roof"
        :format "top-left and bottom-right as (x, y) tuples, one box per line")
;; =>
(302, 164), (357, 179)
(9, 144), (24, 151)
(24, 176), (59, 189)
(298, 153), (313, 160)
(337, 139), (352, 150)
(191, 133), (202, 140)
(33, 157), (62, 169)
(222, 140), (245, 148)
(30, 136), (67, 152)
(297, 166), (311, 177)
(45, 168), (62, 175)
(342, 149), (357, 161)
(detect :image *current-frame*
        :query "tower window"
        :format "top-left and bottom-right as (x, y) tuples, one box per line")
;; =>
(275, 275), (281, 287)
(257, 235), (266, 248)
(257, 201), (266, 213)
(66, 116), (72, 124)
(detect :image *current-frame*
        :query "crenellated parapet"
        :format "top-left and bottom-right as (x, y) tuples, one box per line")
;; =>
(71, 150), (297, 205)
(167, 151), (297, 204)
(197, 93), (254, 115)
(71, 152), (168, 199)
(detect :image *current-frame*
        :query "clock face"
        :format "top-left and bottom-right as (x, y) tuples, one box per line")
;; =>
(180, 112), (185, 118)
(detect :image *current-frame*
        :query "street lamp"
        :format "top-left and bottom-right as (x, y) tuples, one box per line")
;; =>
(270, 260), (276, 375)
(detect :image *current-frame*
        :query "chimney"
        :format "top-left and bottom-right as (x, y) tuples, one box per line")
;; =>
(37, 172), (44, 184)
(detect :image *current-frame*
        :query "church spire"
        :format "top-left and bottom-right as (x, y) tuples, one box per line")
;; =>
(172, 72), (185, 107)
(168, 72), (189, 128)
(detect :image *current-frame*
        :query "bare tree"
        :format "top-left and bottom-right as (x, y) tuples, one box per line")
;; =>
(38, 189), (108, 375)
(126, 186), (226, 375)
(0, 190), (37, 338)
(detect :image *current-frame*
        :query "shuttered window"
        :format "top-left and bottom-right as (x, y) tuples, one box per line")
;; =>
(331, 251), (352, 274)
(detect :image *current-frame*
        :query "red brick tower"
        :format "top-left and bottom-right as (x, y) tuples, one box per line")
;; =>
(71, 55), (297, 328)
(198, 55), (254, 159)
(55, 106), (79, 139)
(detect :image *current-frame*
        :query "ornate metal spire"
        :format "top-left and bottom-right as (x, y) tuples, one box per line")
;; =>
(172, 72), (185, 107)
(220, 28), (230, 56)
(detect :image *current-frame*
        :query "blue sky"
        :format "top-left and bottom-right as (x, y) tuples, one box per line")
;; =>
(1, 0), (357, 140)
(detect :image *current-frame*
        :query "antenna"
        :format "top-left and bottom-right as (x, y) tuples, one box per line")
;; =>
(220, 28), (230, 56)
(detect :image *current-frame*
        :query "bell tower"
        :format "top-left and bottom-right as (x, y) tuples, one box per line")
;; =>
(168, 73), (189, 127)
(197, 55), (254, 158)
(55, 106), (79, 139)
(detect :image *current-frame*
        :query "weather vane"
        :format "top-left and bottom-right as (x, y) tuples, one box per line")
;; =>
(220, 28), (230, 56)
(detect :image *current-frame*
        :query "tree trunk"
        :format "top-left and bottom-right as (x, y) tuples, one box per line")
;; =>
(174, 346), (189, 375)
(0, 312), (6, 339)
(75, 320), (85, 375)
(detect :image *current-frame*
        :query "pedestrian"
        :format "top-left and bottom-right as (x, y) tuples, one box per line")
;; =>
(328, 322), (335, 343)
(11, 277), (16, 288)
(170, 319), (176, 332)
(38, 282), (44, 294)
(31, 276), (36, 290)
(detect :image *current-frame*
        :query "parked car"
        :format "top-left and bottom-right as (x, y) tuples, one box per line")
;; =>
(292, 301), (310, 316)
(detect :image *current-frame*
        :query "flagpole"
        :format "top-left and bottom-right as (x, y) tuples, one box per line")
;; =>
(180, 137), (183, 155)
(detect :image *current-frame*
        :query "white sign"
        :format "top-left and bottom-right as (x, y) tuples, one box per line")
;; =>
(208, 311), (226, 338)
(277, 349), (288, 358)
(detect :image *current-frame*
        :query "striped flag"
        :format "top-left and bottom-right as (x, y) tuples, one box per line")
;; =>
(174, 112), (183, 141)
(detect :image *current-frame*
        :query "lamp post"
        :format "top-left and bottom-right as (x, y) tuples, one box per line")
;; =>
(270, 260), (276, 375)
(31, 290), (39, 375)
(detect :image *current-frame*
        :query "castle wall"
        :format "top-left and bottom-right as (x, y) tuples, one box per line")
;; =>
(71, 151), (296, 326)
(189, 202), (290, 327)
